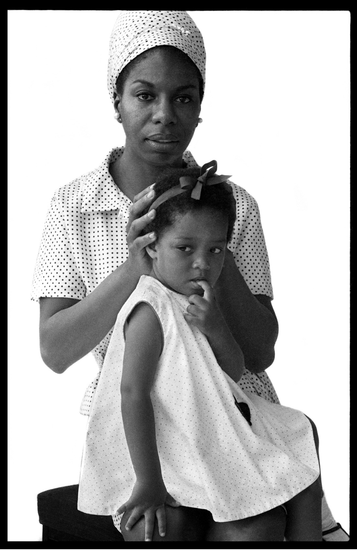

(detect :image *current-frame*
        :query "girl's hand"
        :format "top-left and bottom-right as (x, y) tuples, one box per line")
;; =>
(126, 185), (157, 276)
(185, 280), (246, 381)
(184, 280), (224, 337)
(117, 480), (180, 542)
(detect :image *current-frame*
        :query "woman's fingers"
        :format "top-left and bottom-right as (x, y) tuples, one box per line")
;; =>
(133, 184), (155, 204)
(126, 209), (156, 244)
(127, 188), (155, 229)
(128, 232), (156, 256)
(125, 187), (157, 275)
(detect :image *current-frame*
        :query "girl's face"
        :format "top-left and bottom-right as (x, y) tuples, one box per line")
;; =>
(116, 47), (202, 169)
(147, 208), (228, 297)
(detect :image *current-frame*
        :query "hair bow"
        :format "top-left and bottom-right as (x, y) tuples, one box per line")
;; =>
(179, 160), (231, 200)
(149, 160), (231, 212)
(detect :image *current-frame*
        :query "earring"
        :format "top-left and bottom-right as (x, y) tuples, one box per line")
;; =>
(114, 111), (122, 123)
(197, 117), (203, 124)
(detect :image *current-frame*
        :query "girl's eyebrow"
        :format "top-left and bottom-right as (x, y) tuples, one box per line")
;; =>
(173, 235), (226, 244)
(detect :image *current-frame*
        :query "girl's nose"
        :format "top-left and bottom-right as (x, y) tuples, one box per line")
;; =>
(192, 255), (210, 271)
(152, 98), (177, 125)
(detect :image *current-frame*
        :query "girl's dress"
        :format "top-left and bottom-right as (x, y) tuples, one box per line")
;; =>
(78, 275), (319, 522)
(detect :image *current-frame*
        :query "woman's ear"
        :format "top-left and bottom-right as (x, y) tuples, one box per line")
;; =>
(113, 92), (121, 110)
(113, 93), (121, 121)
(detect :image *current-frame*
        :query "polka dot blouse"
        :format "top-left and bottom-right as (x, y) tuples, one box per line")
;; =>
(31, 147), (275, 414)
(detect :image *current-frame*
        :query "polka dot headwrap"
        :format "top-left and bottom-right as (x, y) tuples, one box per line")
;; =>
(107, 10), (206, 104)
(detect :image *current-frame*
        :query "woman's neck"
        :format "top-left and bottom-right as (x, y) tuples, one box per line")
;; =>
(110, 147), (185, 202)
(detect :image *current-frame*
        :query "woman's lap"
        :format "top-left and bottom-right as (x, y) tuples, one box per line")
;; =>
(119, 504), (286, 542)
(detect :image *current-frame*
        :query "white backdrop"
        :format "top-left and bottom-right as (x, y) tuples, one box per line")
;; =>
(8, 10), (350, 541)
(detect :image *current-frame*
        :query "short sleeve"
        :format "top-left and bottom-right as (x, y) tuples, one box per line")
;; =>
(31, 193), (87, 302)
(229, 185), (273, 299)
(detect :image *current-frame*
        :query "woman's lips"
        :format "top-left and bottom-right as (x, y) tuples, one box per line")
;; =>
(146, 134), (179, 151)
(147, 133), (179, 142)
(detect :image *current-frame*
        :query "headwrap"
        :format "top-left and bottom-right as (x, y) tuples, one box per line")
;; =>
(107, 10), (206, 104)
(148, 161), (232, 212)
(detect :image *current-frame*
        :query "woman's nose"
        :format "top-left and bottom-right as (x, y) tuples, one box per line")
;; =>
(152, 98), (177, 125)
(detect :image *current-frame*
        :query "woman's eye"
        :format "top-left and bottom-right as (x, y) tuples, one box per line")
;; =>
(175, 96), (191, 104)
(211, 247), (223, 254)
(137, 93), (154, 101)
(177, 246), (192, 253)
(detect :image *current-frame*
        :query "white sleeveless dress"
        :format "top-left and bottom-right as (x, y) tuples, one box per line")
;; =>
(78, 275), (319, 522)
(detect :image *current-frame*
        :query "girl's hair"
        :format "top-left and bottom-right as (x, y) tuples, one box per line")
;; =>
(116, 46), (204, 103)
(143, 166), (236, 241)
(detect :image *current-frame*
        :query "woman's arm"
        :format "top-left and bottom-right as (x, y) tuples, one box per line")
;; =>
(39, 188), (157, 373)
(118, 302), (175, 541)
(215, 249), (279, 373)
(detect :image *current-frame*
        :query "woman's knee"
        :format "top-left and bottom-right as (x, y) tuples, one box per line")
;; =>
(206, 506), (286, 542)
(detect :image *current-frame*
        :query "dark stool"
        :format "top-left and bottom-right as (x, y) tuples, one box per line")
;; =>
(37, 484), (124, 542)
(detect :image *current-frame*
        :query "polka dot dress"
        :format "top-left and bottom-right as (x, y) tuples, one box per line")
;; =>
(78, 275), (319, 523)
(31, 147), (277, 413)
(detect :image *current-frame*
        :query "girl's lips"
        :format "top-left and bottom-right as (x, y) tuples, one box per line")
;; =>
(190, 278), (207, 293)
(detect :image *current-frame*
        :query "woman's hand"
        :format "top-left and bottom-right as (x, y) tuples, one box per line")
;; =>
(118, 480), (180, 542)
(126, 185), (157, 276)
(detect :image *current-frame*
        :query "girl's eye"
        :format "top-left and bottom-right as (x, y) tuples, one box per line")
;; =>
(177, 246), (192, 253)
(211, 247), (223, 254)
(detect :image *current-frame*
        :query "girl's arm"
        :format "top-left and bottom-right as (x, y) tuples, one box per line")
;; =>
(118, 302), (177, 542)
(184, 280), (245, 382)
(214, 249), (279, 373)
(39, 188), (157, 374)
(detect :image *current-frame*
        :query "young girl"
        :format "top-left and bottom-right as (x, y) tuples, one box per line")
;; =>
(78, 161), (322, 541)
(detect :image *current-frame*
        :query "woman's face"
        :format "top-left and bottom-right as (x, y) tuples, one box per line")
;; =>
(116, 47), (202, 169)
(147, 208), (228, 297)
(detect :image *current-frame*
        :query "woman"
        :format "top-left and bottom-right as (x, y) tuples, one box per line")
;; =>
(33, 10), (278, 409)
(31, 10), (347, 541)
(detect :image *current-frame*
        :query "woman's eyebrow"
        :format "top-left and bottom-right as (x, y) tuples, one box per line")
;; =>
(130, 80), (198, 92)
(130, 79), (154, 87)
(175, 84), (199, 92)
